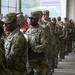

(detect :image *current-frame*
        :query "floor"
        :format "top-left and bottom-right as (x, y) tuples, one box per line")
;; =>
(53, 52), (75, 75)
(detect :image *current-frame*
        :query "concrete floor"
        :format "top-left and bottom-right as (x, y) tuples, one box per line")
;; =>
(53, 52), (75, 75)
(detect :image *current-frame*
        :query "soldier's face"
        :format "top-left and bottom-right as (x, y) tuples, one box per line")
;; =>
(29, 18), (38, 26)
(43, 14), (49, 20)
(3, 23), (11, 32)
(52, 20), (56, 24)
(3, 21), (15, 32)
(19, 18), (26, 28)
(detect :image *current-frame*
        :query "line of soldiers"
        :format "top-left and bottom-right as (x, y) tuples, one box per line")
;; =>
(0, 10), (75, 75)
(17, 10), (75, 75)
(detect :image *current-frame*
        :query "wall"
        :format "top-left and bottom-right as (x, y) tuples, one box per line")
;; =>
(60, 0), (67, 21)
(67, 0), (75, 21)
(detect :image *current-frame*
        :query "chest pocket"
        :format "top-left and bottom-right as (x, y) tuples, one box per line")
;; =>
(5, 39), (12, 57)
(29, 32), (41, 46)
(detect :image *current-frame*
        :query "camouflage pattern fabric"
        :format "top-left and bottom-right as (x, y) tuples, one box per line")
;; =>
(41, 20), (55, 74)
(0, 39), (7, 75)
(25, 25), (50, 75)
(4, 28), (27, 75)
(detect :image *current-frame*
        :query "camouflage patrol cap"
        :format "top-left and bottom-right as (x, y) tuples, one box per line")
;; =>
(52, 17), (56, 21)
(42, 10), (49, 15)
(24, 14), (29, 20)
(25, 14), (28, 18)
(36, 11), (42, 16)
(36, 11), (42, 15)
(17, 14), (24, 20)
(29, 11), (39, 19)
(2, 12), (17, 23)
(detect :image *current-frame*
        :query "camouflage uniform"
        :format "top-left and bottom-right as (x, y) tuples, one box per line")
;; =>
(56, 16), (62, 25)
(26, 25), (50, 75)
(68, 20), (75, 52)
(2, 13), (27, 75)
(17, 14), (28, 29)
(63, 21), (70, 55)
(67, 20), (75, 52)
(0, 23), (7, 75)
(43, 17), (59, 71)
(49, 19), (59, 70)
(42, 10), (56, 74)
(25, 12), (50, 75)
(58, 22), (65, 60)
(42, 10), (51, 23)
(36, 10), (53, 75)
(0, 39), (7, 75)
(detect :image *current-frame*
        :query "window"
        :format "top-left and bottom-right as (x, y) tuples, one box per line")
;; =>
(1, 0), (17, 16)
(21, 0), (60, 18)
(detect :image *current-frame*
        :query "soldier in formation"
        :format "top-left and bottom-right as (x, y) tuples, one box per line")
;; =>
(25, 11), (51, 75)
(2, 13), (27, 75)
(0, 10), (75, 75)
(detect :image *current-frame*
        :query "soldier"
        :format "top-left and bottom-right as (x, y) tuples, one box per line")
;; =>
(17, 14), (30, 33)
(17, 14), (28, 28)
(0, 21), (7, 75)
(25, 11), (50, 75)
(51, 17), (59, 69)
(24, 14), (29, 21)
(35, 11), (45, 27)
(42, 10), (55, 74)
(42, 10), (51, 24)
(56, 16), (62, 25)
(34, 10), (50, 30)
(16, 11), (23, 15)
(35, 10), (53, 75)
(68, 20), (75, 52)
(2, 13), (27, 75)
(58, 22), (65, 61)
(63, 17), (70, 55)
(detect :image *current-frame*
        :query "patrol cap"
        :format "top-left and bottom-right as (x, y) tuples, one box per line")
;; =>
(25, 14), (28, 18)
(52, 17), (56, 21)
(2, 12), (17, 23)
(42, 10), (49, 15)
(57, 16), (61, 19)
(36, 11), (42, 15)
(17, 14), (24, 20)
(24, 14), (29, 20)
(16, 11), (23, 15)
(29, 11), (39, 19)
(34, 11), (43, 18)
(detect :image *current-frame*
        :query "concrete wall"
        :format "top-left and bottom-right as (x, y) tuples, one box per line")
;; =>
(67, 0), (75, 21)
(16, 0), (21, 12)
(60, 0), (67, 21)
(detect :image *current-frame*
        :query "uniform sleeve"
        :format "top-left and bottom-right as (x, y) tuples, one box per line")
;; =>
(34, 28), (51, 53)
(0, 48), (4, 64)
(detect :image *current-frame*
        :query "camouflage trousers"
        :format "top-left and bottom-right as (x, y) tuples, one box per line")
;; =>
(59, 40), (65, 59)
(28, 65), (48, 75)
(6, 70), (27, 75)
(52, 45), (58, 70)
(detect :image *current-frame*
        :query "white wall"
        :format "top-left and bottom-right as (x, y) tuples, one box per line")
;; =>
(60, 0), (67, 21)
(67, 0), (75, 21)
(16, 0), (21, 12)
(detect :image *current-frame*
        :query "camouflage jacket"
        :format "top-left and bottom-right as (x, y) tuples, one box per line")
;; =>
(63, 22), (70, 39)
(25, 25), (50, 67)
(42, 17), (51, 25)
(4, 28), (27, 74)
(0, 39), (6, 75)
